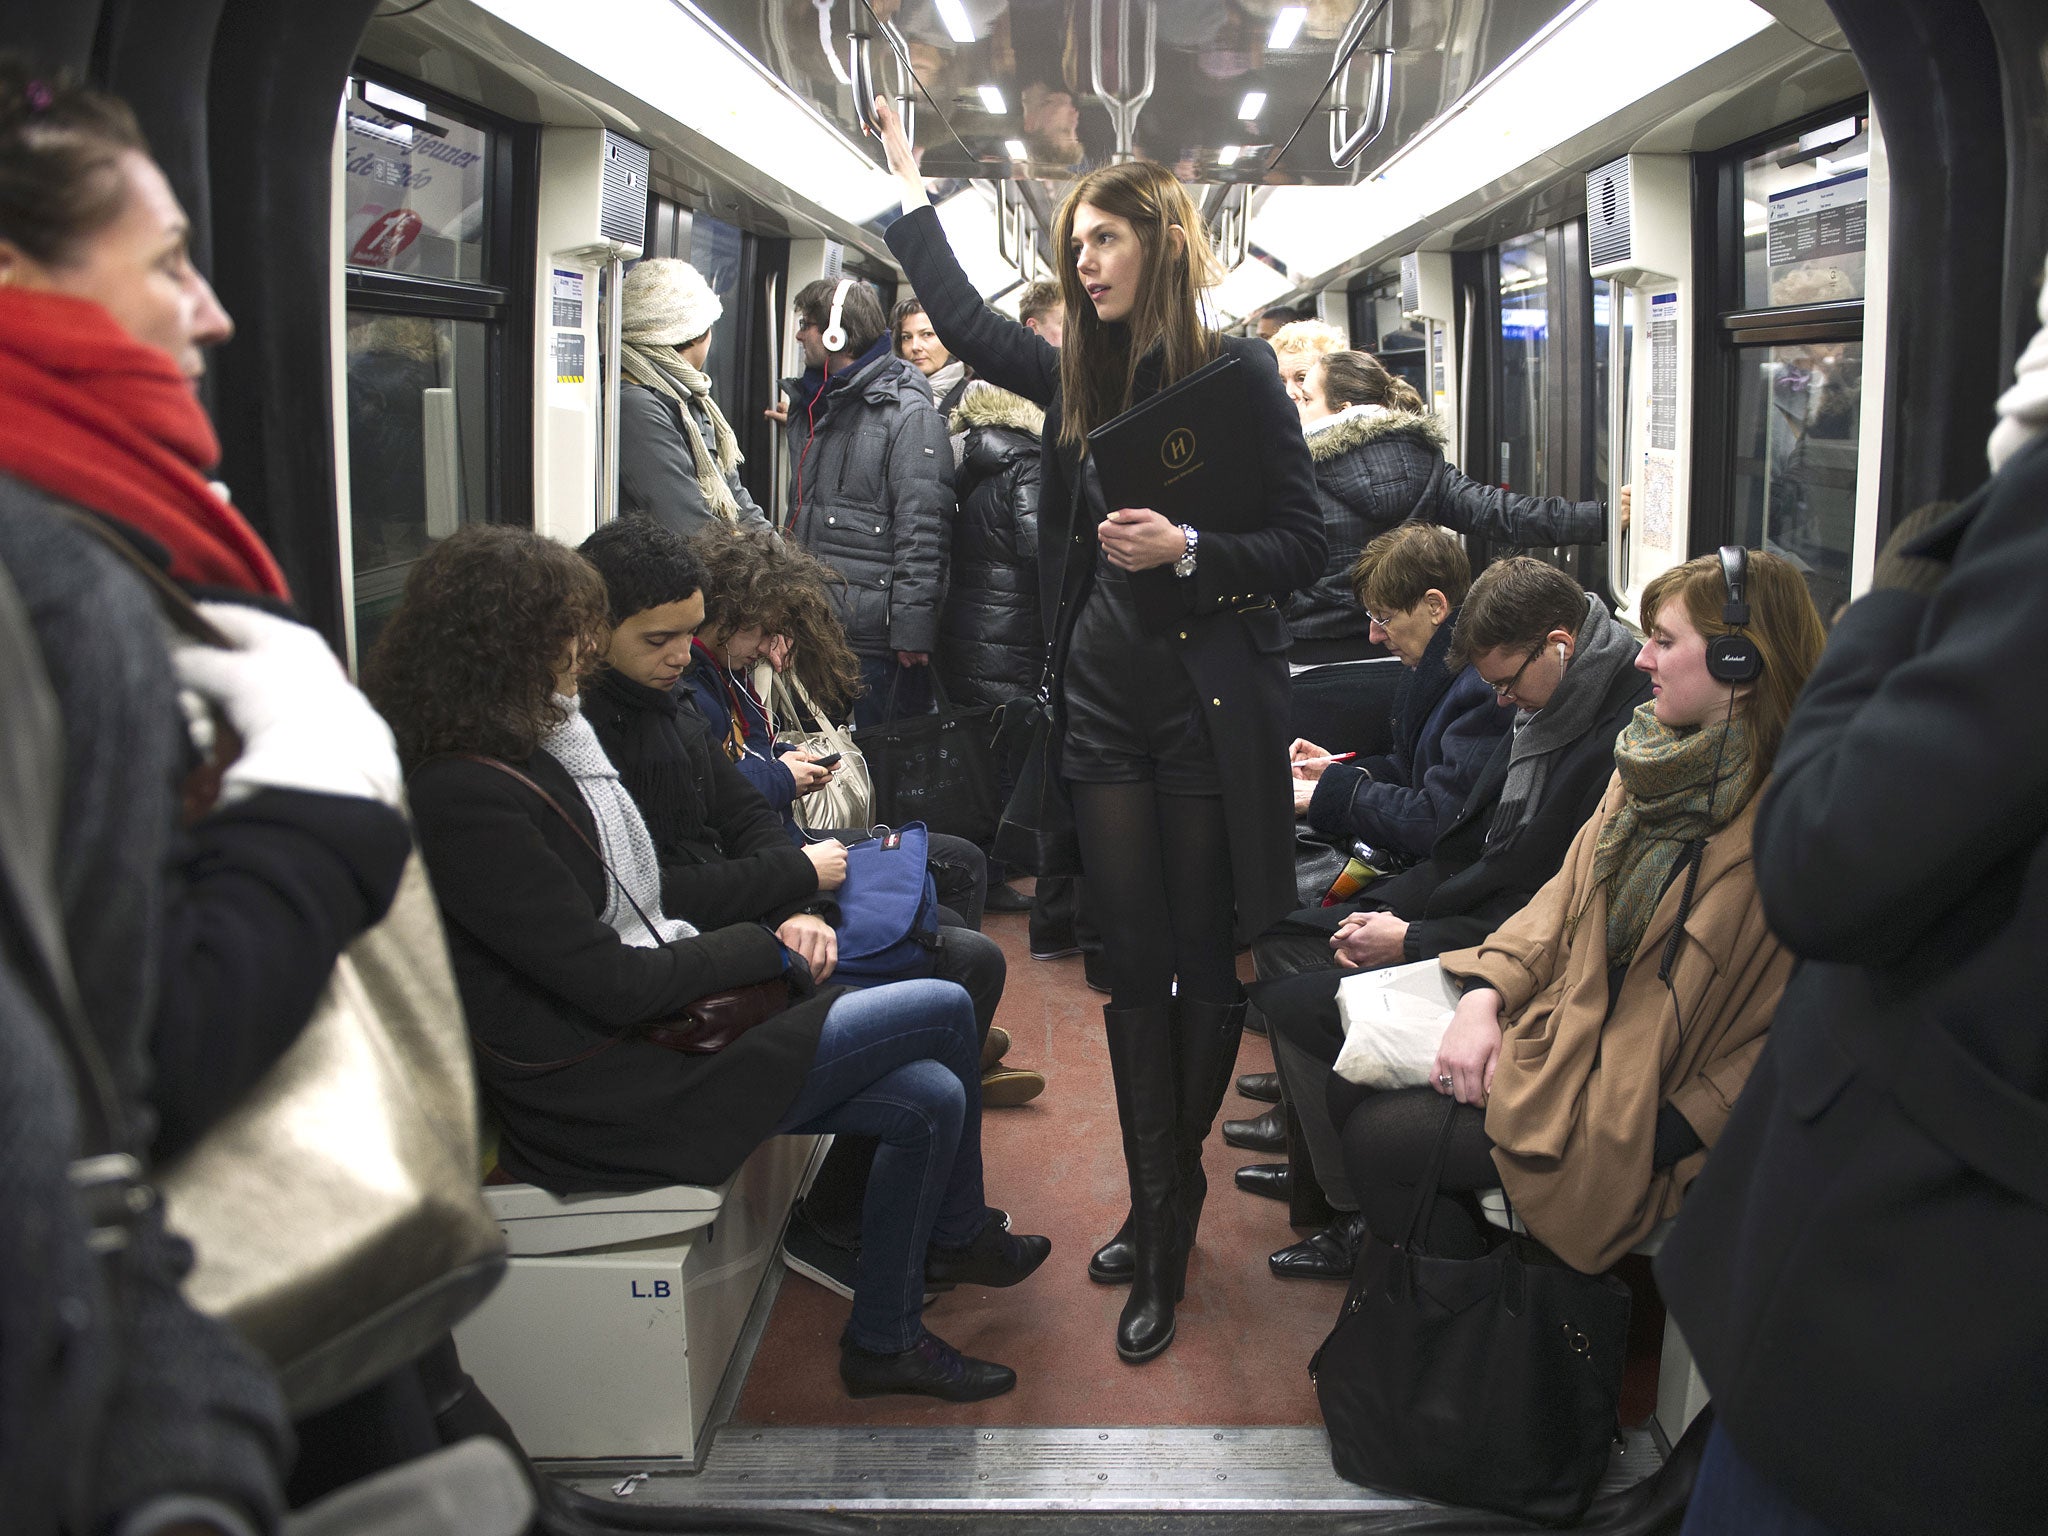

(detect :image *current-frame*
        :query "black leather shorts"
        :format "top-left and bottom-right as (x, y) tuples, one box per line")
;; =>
(1058, 578), (1223, 796)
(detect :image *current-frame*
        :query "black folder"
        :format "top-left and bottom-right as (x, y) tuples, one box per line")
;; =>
(1086, 352), (1263, 632)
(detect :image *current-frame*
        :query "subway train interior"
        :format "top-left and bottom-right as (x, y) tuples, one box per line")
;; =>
(6, 0), (2046, 1531)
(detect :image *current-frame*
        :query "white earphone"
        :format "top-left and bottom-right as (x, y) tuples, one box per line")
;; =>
(820, 277), (854, 353)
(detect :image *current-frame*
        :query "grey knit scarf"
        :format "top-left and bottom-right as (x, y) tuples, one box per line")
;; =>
(1487, 594), (1640, 849)
(542, 694), (697, 947)
(619, 341), (743, 523)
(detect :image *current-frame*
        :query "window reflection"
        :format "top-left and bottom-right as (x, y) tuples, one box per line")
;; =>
(343, 91), (490, 283)
(1732, 340), (1861, 619)
(1497, 232), (1549, 498)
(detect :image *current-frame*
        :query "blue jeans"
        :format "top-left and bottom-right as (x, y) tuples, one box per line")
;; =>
(771, 977), (984, 1352)
(1681, 1423), (1854, 1536)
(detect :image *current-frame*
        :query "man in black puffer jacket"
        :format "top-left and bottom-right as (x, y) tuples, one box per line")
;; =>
(779, 277), (954, 728)
(940, 380), (1044, 709)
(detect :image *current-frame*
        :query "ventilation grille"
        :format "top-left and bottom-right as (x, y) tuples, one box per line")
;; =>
(1399, 252), (1421, 317)
(1586, 155), (1633, 271)
(599, 133), (651, 248)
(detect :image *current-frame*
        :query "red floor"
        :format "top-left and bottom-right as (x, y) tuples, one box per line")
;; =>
(733, 894), (1666, 1430)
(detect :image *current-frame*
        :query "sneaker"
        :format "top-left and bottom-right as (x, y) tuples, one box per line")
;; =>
(984, 882), (1034, 913)
(781, 1205), (859, 1301)
(981, 1064), (1046, 1108)
(840, 1328), (1017, 1402)
(978, 1025), (1011, 1073)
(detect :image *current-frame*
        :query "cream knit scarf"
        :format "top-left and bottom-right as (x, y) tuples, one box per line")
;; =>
(1990, 254), (2048, 474)
(620, 341), (743, 522)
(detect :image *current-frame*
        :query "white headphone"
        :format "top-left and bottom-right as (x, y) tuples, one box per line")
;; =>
(820, 277), (855, 353)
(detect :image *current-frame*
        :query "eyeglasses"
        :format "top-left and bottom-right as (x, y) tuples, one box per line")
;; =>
(1482, 646), (1545, 697)
(1364, 608), (1394, 629)
(793, 316), (819, 334)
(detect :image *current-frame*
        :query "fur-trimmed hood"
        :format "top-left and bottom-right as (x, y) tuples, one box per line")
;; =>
(949, 381), (1045, 439)
(1307, 406), (1448, 462)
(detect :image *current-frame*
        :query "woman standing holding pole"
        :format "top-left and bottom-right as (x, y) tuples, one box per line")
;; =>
(875, 100), (1324, 1362)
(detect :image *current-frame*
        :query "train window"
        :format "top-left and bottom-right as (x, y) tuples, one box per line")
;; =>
(1730, 340), (1862, 617)
(1741, 113), (1871, 310)
(1496, 231), (1551, 496)
(341, 73), (531, 660)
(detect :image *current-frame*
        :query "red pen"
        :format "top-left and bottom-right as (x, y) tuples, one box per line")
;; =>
(1294, 751), (1356, 769)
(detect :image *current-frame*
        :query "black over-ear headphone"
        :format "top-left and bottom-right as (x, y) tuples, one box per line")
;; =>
(820, 277), (855, 353)
(1706, 545), (1762, 684)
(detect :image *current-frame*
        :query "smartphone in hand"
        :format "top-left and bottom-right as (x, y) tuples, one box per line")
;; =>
(809, 752), (843, 769)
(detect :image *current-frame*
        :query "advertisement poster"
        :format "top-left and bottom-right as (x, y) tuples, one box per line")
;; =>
(343, 102), (488, 282)
(1766, 170), (1867, 306)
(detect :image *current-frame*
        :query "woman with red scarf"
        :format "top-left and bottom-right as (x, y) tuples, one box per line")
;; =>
(0, 60), (425, 1531)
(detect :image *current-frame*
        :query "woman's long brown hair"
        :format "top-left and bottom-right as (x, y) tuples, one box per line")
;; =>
(1053, 160), (1223, 451)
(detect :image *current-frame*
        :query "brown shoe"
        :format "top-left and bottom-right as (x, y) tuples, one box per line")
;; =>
(978, 1025), (1011, 1073)
(981, 1065), (1046, 1107)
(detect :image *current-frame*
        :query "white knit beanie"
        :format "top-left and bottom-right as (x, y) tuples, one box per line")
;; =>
(621, 259), (723, 347)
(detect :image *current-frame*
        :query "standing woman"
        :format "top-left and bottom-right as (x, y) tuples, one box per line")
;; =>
(877, 100), (1325, 1362)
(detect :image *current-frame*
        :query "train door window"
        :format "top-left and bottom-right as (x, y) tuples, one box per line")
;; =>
(1496, 232), (1551, 497)
(342, 74), (531, 660)
(1700, 104), (1869, 619)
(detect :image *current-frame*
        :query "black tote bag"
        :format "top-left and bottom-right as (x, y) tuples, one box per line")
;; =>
(854, 671), (1000, 845)
(1310, 1104), (1633, 1525)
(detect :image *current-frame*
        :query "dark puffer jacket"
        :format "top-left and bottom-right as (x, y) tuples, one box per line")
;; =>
(1289, 406), (1608, 643)
(783, 341), (954, 658)
(940, 383), (1044, 708)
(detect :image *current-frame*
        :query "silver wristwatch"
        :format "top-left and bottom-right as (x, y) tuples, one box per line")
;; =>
(1173, 523), (1199, 579)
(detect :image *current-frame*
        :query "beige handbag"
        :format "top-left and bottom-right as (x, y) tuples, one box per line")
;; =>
(770, 669), (874, 833)
(160, 849), (507, 1416)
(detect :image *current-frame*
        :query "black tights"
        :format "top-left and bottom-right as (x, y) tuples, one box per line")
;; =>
(1069, 780), (1239, 1009)
(1334, 1085), (1499, 1259)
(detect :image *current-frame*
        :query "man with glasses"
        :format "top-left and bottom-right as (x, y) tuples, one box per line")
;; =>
(1228, 554), (1650, 1278)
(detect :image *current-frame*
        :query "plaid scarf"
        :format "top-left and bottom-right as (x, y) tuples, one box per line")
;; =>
(1578, 702), (1754, 964)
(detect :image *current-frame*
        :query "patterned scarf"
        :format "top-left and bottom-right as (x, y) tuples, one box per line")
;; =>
(619, 341), (743, 522)
(1577, 702), (1754, 964)
(541, 695), (697, 947)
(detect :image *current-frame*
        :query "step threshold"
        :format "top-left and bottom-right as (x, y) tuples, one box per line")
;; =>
(546, 1424), (1663, 1513)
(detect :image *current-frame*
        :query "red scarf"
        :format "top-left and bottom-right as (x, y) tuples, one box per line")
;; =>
(0, 287), (289, 598)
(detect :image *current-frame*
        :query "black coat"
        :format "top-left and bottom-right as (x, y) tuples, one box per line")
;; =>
(1291, 408), (1607, 643)
(782, 340), (953, 657)
(583, 668), (822, 928)
(939, 386), (1045, 709)
(1348, 659), (1649, 958)
(409, 750), (831, 1195)
(886, 205), (1326, 940)
(1657, 438), (2048, 1536)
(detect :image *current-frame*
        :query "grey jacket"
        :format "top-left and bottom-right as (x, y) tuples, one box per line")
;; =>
(782, 350), (954, 656)
(1290, 407), (1607, 642)
(617, 383), (772, 540)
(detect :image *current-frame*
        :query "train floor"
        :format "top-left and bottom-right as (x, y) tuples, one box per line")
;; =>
(544, 887), (1670, 1527)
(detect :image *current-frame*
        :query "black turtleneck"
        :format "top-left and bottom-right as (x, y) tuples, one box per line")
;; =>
(583, 667), (821, 928)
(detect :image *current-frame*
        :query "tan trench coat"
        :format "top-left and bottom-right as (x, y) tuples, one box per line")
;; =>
(1438, 773), (1793, 1273)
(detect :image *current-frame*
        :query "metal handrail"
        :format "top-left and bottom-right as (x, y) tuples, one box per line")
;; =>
(1089, 0), (1157, 163)
(1328, 0), (1396, 168)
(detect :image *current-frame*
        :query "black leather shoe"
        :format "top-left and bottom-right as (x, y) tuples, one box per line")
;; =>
(926, 1210), (1051, 1289)
(1243, 1007), (1268, 1036)
(840, 1330), (1017, 1402)
(1235, 1071), (1280, 1103)
(1268, 1214), (1366, 1279)
(1083, 950), (1110, 994)
(985, 881), (1034, 913)
(1234, 1163), (1290, 1201)
(1222, 1105), (1285, 1152)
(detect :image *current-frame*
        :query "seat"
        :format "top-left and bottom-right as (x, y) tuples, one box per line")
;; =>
(1476, 1190), (1708, 1451)
(453, 1135), (826, 1464)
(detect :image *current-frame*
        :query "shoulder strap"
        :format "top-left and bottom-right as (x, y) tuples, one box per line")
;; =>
(52, 505), (229, 647)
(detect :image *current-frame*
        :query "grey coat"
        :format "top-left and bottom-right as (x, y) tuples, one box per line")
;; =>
(1289, 407), (1608, 642)
(617, 383), (772, 539)
(782, 351), (954, 657)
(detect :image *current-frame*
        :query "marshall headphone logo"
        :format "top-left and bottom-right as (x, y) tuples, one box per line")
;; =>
(1161, 426), (1198, 471)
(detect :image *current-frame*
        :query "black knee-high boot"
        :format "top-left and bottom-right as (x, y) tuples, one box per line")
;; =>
(1102, 1001), (1185, 1363)
(1173, 992), (1247, 1251)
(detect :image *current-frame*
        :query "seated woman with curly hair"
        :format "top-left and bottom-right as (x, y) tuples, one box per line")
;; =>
(364, 526), (1048, 1402)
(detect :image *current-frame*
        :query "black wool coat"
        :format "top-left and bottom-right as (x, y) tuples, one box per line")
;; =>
(1657, 436), (2048, 1536)
(940, 386), (1045, 709)
(409, 750), (831, 1195)
(584, 667), (822, 929)
(886, 204), (1326, 940)
(1297, 657), (1650, 959)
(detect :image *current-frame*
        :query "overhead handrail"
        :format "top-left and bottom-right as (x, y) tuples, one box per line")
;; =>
(1328, 0), (1396, 168)
(1089, 0), (1157, 164)
(1213, 184), (1251, 270)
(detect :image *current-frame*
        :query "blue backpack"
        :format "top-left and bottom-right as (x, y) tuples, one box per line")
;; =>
(830, 821), (941, 981)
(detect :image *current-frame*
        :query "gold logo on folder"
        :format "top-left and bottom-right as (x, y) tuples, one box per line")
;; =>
(1161, 427), (1197, 470)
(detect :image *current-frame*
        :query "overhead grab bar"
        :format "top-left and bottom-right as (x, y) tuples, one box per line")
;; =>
(1089, 0), (1157, 164)
(1328, 0), (1396, 168)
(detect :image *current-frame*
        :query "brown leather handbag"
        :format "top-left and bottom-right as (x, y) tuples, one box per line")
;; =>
(452, 756), (791, 1067)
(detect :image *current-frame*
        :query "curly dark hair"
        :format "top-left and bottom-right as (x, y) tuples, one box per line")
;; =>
(690, 525), (862, 717)
(578, 515), (706, 625)
(363, 525), (610, 770)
